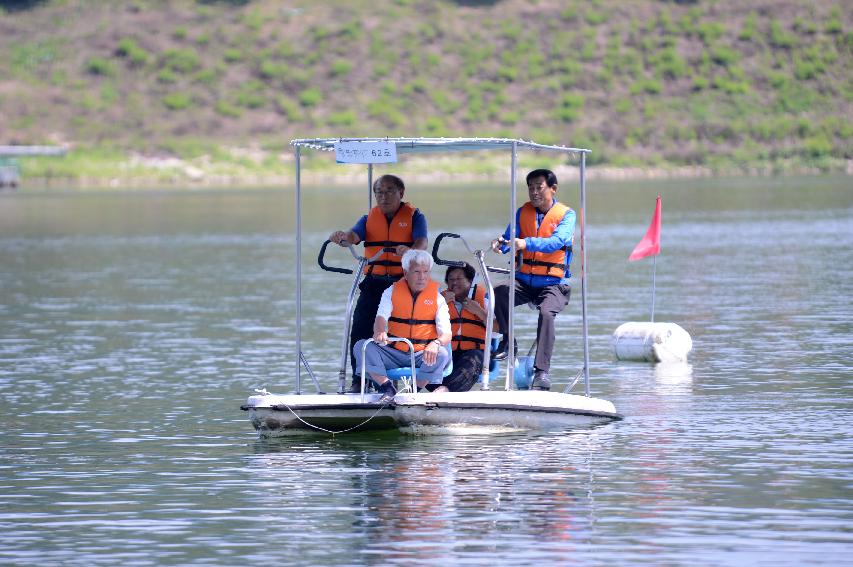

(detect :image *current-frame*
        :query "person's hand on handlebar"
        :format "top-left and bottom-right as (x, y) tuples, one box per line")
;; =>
(373, 330), (388, 346)
(490, 237), (526, 252)
(329, 230), (352, 246)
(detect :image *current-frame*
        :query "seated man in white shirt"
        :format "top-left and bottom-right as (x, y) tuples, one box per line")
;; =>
(353, 249), (452, 403)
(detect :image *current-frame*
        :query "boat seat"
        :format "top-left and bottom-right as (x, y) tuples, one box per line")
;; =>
(386, 344), (453, 393)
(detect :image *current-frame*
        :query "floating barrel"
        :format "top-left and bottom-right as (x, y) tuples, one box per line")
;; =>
(611, 322), (692, 363)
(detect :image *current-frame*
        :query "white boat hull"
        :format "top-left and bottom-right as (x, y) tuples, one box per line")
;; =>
(243, 390), (621, 436)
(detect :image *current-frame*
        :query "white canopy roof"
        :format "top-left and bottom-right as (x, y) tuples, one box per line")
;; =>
(290, 137), (590, 155)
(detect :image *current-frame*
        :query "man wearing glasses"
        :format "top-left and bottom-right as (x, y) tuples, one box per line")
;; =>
(489, 169), (575, 391)
(329, 174), (429, 392)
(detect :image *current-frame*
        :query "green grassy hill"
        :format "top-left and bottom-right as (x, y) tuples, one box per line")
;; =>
(2, 0), (851, 184)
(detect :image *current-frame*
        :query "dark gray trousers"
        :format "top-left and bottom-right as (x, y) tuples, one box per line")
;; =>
(493, 280), (571, 372)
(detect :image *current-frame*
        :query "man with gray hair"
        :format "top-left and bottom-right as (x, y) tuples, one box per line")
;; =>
(353, 249), (452, 403)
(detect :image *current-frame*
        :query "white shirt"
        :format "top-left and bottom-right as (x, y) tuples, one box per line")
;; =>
(376, 284), (451, 336)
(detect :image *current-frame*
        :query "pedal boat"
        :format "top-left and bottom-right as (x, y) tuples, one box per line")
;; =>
(241, 137), (622, 435)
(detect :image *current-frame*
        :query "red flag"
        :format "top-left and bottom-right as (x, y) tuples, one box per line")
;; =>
(629, 195), (661, 261)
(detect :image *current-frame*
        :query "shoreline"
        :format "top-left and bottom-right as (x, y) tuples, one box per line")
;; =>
(20, 162), (852, 189)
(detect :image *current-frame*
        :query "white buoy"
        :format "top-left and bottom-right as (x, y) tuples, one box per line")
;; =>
(611, 322), (692, 363)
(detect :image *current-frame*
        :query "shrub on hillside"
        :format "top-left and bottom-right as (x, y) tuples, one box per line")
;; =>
(162, 92), (192, 110)
(630, 78), (663, 95)
(825, 7), (843, 34)
(651, 47), (689, 79)
(697, 22), (725, 44)
(423, 116), (448, 136)
(223, 48), (243, 63)
(367, 98), (406, 127)
(327, 111), (356, 127)
(258, 59), (288, 80)
(330, 60), (352, 77)
(235, 81), (266, 108)
(85, 57), (115, 77)
(555, 93), (585, 122)
(275, 97), (301, 121)
(161, 48), (201, 73)
(215, 100), (242, 118)
(157, 69), (178, 84)
(804, 133), (833, 158)
(712, 73), (749, 94)
(299, 88), (322, 108)
(710, 45), (739, 67)
(585, 10), (608, 26)
(115, 38), (150, 66)
(769, 20), (796, 49)
(739, 13), (758, 41)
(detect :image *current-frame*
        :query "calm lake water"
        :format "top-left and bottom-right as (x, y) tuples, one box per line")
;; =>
(1, 176), (851, 566)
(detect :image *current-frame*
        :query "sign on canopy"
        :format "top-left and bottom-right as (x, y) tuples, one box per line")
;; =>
(334, 141), (398, 164)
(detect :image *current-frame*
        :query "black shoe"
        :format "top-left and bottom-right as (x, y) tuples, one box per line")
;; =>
(492, 338), (518, 361)
(531, 370), (551, 391)
(377, 381), (397, 404)
(348, 379), (374, 393)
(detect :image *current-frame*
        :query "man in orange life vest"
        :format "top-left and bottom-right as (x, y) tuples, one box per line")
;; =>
(329, 174), (429, 392)
(437, 262), (495, 392)
(353, 250), (452, 403)
(490, 169), (575, 391)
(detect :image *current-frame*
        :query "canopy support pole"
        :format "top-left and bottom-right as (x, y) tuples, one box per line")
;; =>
(367, 163), (373, 209)
(580, 152), (590, 397)
(295, 146), (303, 394)
(506, 142), (518, 391)
(650, 255), (657, 323)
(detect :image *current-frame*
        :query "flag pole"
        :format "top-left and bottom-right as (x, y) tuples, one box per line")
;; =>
(650, 255), (656, 322)
(629, 194), (662, 322)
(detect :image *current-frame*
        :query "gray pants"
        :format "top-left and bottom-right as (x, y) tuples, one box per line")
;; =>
(494, 281), (571, 372)
(354, 339), (451, 384)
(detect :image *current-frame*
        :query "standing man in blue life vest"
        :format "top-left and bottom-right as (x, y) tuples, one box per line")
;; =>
(490, 169), (575, 391)
(329, 174), (428, 393)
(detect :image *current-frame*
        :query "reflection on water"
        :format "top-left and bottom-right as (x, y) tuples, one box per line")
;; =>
(1, 178), (851, 565)
(247, 431), (609, 564)
(654, 362), (693, 395)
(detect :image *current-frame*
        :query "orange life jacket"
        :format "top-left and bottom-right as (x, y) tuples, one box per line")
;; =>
(363, 202), (416, 277)
(387, 279), (440, 352)
(448, 284), (487, 351)
(518, 202), (573, 278)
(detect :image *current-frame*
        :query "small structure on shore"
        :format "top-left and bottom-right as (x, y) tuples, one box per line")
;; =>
(0, 158), (19, 188)
(0, 145), (67, 187)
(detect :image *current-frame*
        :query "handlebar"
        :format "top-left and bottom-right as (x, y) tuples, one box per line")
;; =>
(318, 240), (399, 274)
(432, 233), (465, 268)
(487, 265), (511, 275)
(432, 232), (510, 274)
(318, 240), (354, 274)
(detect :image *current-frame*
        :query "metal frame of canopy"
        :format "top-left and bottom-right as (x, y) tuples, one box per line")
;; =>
(0, 146), (67, 157)
(289, 137), (592, 397)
